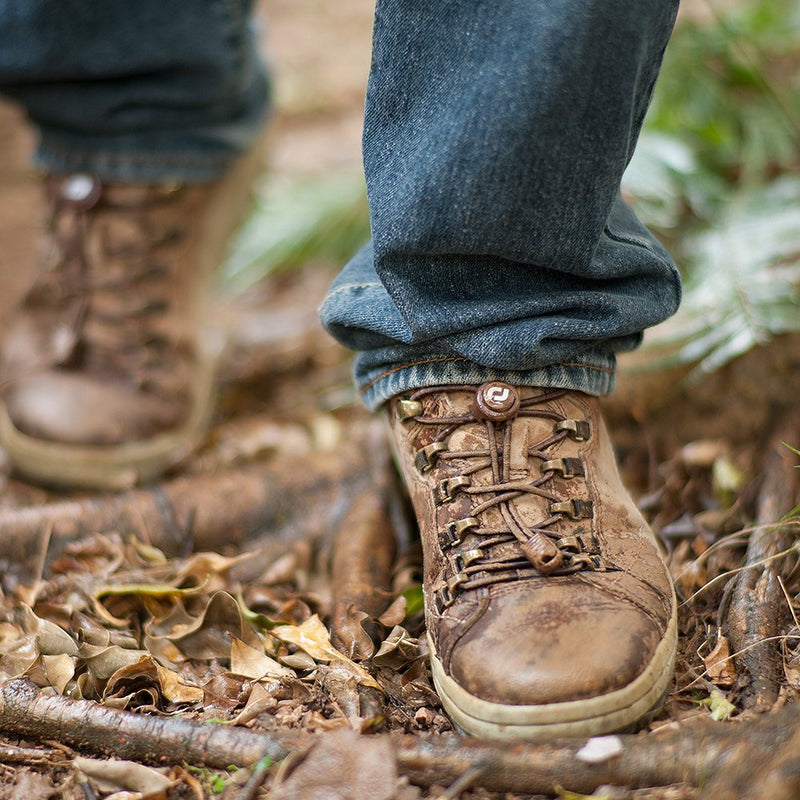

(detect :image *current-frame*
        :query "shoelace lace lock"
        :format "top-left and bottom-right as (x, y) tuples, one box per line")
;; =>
(434, 572), (469, 612)
(454, 548), (484, 571)
(396, 398), (423, 420)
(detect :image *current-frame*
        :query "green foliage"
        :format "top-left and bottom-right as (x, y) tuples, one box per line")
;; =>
(624, 0), (800, 374)
(221, 172), (369, 294)
(643, 178), (800, 376)
(185, 764), (241, 794)
(646, 0), (800, 185)
(401, 585), (425, 618)
(700, 688), (737, 721)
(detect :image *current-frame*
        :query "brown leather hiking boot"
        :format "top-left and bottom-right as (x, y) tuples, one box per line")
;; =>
(388, 383), (677, 740)
(0, 167), (249, 490)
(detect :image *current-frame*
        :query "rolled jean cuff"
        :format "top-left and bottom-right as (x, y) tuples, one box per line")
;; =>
(33, 138), (238, 184)
(32, 108), (269, 184)
(356, 354), (616, 411)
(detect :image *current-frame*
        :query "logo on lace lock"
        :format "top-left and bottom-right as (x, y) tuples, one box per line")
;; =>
(486, 386), (511, 404)
(473, 381), (520, 421)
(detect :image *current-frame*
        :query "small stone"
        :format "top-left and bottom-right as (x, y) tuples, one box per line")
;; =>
(413, 707), (436, 728)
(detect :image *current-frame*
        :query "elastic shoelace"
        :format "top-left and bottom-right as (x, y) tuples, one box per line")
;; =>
(37, 183), (184, 393)
(405, 385), (605, 610)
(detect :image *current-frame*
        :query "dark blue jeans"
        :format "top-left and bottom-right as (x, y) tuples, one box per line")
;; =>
(0, 0), (269, 182)
(322, 0), (682, 408)
(0, 0), (682, 408)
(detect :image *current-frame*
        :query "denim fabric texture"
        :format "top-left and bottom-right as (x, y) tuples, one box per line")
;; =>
(1, 1), (683, 409)
(0, 0), (269, 182)
(321, 0), (683, 409)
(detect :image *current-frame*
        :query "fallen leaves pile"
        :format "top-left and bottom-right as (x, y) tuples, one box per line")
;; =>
(0, 513), (451, 795)
(0, 274), (798, 799)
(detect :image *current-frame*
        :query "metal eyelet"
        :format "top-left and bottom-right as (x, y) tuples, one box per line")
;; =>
(441, 516), (480, 547)
(548, 498), (594, 520)
(541, 457), (585, 479)
(396, 398), (423, 421)
(454, 548), (484, 571)
(434, 476), (471, 505)
(556, 534), (581, 551)
(434, 585), (455, 613)
(434, 573), (467, 612)
(569, 552), (605, 571)
(554, 419), (591, 441)
(414, 442), (448, 473)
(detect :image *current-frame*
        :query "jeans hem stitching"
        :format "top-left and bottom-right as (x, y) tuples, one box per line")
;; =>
(359, 357), (614, 394)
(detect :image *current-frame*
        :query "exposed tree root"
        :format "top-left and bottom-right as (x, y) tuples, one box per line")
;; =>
(0, 425), (389, 591)
(5, 678), (800, 797)
(330, 489), (396, 659)
(722, 423), (800, 711)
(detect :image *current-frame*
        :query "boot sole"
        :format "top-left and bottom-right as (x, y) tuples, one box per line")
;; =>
(0, 338), (219, 491)
(428, 600), (677, 741)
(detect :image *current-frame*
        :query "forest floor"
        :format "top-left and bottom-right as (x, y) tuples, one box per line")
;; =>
(1, 2), (799, 799)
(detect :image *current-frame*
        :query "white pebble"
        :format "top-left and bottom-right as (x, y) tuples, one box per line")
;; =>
(576, 735), (624, 764)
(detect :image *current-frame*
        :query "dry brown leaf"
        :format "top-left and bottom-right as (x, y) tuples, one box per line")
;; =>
(675, 554), (708, 597)
(377, 595), (407, 628)
(704, 633), (737, 688)
(71, 611), (112, 647)
(154, 662), (205, 704)
(373, 626), (421, 669)
(232, 680), (278, 725)
(205, 417), (312, 467)
(331, 603), (374, 661)
(260, 549), (307, 586)
(273, 615), (382, 691)
(146, 592), (261, 661)
(0, 635), (39, 679)
(75, 756), (172, 796)
(142, 636), (187, 669)
(174, 551), (252, 593)
(103, 655), (203, 705)
(42, 653), (76, 694)
(81, 643), (150, 681)
(89, 595), (133, 629)
(202, 672), (249, 711)
(49, 533), (125, 577)
(0, 622), (22, 647)
(280, 651), (317, 671)
(20, 605), (79, 656)
(321, 661), (361, 721)
(230, 637), (294, 680)
(785, 653), (800, 687)
(74, 672), (103, 700)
